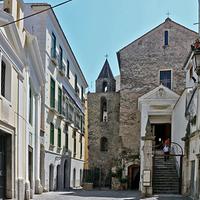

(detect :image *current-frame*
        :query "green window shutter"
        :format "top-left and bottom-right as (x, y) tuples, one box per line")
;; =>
(73, 130), (76, 157)
(58, 87), (62, 114)
(80, 135), (82, 159)
(50, 78), (55, 108)
(51, 32), (56, 58)
(65, 133), (68, 150)
(50, 123), (54, 145)
(58, 128), (61, 148)
(29, 86), (33, 124)
(1, 61), (6, 97)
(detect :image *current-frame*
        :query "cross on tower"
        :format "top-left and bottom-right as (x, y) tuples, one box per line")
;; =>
(166, 11), (171, 18)
(105, 54), (109, 59)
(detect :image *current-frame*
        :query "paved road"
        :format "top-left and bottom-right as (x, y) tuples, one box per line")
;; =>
(33, 190), (192, 200)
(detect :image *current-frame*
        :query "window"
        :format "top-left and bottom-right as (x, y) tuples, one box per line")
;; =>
(1, 60), (11, 101)
(50, 123), (54, 145)
(164, 30), (169, 46)
(73, 168), (76, 187)
(58, 87), (62, 114)
(1, 60), (6, 97)
(80, 135), (82, 159)
(100, 97), (108, 122)
(102, 81), (108, 92)
(75, 74), (78, 91)
(50, 77), (55, 108)
(80, 169), (82, 185)
(65, 130), (68, 150)
(67, 60), (70, 79)
(160, 70), (171, 89)
(29, 85), (33, 125)
(80, 115), (83, 132)
(51, 33), (56, 58)
(81, 86), (84, 102)
(100, 137), (108, 152)
(73, 130), (76, 157)
(58, 46), (63, 69)
(65, 102), (69, 118)
(69, 104), (74, 122)
(58, 128), (61, 148)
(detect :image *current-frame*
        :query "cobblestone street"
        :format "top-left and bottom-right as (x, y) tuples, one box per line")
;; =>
(33, 190), (192, 200)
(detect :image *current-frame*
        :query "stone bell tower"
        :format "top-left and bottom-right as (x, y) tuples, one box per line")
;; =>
(87, 59), (120, 187)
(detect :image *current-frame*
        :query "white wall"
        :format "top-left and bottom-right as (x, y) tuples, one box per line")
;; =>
(70, 158), (84, 188)
(172, 90), (188, 151)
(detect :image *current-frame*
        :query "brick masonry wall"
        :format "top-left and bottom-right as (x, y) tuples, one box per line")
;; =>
(118, 19), (198, 155)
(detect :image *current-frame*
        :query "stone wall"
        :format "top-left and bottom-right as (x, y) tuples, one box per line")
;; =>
(117, 18), (197, 155)
(87, 92), (120, 176)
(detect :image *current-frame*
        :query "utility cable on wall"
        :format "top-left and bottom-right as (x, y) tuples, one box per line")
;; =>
(0, 0), (72, 28)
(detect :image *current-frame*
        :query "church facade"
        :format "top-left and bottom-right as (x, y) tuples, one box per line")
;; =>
(87, 18), (197, 191)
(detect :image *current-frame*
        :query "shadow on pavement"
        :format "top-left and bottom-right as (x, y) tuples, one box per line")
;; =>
(59, 190), (192, 200)
(59, 190), (140, 199)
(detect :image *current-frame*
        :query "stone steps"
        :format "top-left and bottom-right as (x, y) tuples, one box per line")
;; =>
(153, 154), (180, 194)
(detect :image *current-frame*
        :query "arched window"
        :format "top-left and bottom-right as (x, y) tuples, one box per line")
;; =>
(49, 164), (54, 191)
(102, 81), (108, 92)
(100, 137), (108, 152)
(100, 97), (108, 122)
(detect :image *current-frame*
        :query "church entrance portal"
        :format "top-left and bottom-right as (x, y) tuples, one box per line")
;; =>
(152, 123), (171, 147)
(128, 165), (140, 190)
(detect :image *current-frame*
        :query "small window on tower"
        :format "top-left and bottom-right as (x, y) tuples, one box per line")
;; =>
(100, 137), (108, 152)
(102, 81), (108, 92)
(164, 30), (169, 46)
(100, 97), (108, 122)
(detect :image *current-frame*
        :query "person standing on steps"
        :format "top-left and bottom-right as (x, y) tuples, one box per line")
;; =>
(163, 143), (170, 161)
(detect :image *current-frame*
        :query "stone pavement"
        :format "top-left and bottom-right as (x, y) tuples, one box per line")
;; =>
(33, 190), (192, 200)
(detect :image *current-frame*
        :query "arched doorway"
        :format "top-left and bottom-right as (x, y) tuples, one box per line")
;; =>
(64, 160), (69, 189)
(49, 164), (54, 191)
(128, 165), (140, 190)
(80, 169), (82, 186)
(56, 165), (60, 190)
(73, 168), (76, 187)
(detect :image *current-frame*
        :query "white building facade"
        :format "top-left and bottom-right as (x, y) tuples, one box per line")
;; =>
(0, 0), (45, 199)
(24, 3), (88, 192)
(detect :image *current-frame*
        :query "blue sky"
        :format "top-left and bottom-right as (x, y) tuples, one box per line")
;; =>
(25, 0), (198, 91)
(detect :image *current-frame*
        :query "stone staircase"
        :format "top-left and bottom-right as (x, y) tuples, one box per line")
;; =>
(153, 154), (180, 194)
